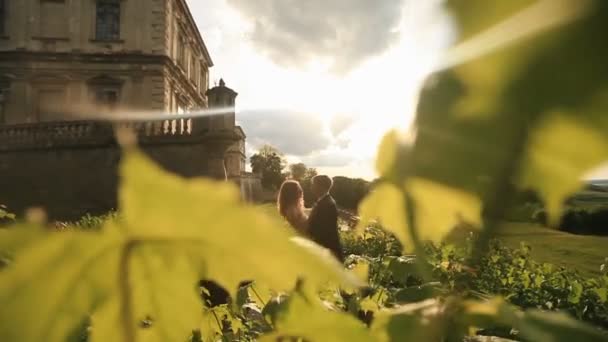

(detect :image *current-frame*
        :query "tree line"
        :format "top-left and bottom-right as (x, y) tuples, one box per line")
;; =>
(249, 145), (372, 210)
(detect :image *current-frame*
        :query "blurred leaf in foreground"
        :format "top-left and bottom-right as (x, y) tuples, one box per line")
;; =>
(261, 288), (374, 342)
(406, 0), (608, 224)
(0, 150), (358, 342)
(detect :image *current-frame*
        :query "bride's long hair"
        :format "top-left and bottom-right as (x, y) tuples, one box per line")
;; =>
(277, 180), (304, 218)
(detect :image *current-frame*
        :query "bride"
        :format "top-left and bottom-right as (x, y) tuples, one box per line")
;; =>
(277, 180), (309, 236)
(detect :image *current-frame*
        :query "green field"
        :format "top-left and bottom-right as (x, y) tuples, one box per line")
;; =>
(264, 203), (607, 277)
(495, 223), (608, 277)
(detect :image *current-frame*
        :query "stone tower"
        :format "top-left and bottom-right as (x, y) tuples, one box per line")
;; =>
(205, 79), (246, 180)
(206, 78), (238, 131)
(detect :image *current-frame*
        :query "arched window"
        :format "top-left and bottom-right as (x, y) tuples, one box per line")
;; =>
(96, 0), (121, 41)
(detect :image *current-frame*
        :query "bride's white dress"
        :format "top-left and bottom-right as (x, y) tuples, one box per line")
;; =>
(284, 206), (309, 236)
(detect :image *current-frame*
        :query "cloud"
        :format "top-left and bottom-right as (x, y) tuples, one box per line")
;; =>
(301, 149), (355, 168)
(237, 110), (331, 156)
(329, 113), (358, 137)
(226, 0), (405, 74)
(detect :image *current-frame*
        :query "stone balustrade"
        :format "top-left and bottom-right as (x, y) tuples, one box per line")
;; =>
(0, 117), (224, 151)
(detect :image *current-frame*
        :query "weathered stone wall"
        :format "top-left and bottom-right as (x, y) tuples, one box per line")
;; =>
(0, 119), (245, 220)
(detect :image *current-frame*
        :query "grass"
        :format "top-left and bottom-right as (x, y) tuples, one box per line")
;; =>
(495, 223), (608, 277)
(263, 202), (607, 277)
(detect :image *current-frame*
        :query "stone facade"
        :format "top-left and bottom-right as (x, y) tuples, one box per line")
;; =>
(0, 0), (260, 219)
(0, 0), (213, 122)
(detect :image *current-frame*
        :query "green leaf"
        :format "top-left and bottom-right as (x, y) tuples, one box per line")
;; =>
(261, 290), (375, 342)
(567, 280), (583, 304)
(357, 179), (481, 252)
(594, 287), (607, 303)
(376, 130), (401, 177)
(386, 256), (417, 283)
(459, 298), (608, 342)
(393, 283), (442, 304)
(406, 177), (482, 242)
(370, 299), (446, 342)
(0, 150), (359, 342)
(119, 151), (357, 295)
(358, 183), (412, 250)
(409, 0), (608, 225)
(0, 227), (122, 342)
(519, 111), (608, 223)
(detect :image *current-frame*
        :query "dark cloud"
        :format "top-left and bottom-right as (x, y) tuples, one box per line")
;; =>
(237, 110), (331, 156)
(227, 0), (405, 74)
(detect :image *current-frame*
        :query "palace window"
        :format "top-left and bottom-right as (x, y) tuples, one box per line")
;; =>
(95, 89), (119, 108)
(95, 0), (121, 41)
(88, 75), (123, 112)
(190, 55), (197, 82)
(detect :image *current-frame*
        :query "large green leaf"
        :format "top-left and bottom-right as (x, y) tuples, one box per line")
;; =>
(0, 150), (358, 342)
(460, 298), (608, 342)
(0, 227), (122, 342)
(261, 289), (375, 342)
(370, 299), (447, 342)
(357, 179), (481, 252)
(405, 0), (608, 224)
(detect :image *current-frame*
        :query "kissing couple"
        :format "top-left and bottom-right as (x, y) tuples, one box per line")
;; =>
(277, 175), (344, 262)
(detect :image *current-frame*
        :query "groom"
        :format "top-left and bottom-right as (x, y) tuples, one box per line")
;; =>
(308, 175), (344, 262)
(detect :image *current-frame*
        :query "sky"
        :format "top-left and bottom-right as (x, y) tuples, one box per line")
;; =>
(186, 0), (453, 180)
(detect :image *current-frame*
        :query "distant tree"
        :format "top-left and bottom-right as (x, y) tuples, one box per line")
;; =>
(288, 163), (318, 182)
(304, 167), (318, 180)
(250, 145), (286, 190)
(289, 163), (308, 181)
(330, 177), (371, 211)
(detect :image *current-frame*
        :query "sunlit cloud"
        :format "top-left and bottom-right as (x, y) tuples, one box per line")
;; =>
(187, 0), (452, 179)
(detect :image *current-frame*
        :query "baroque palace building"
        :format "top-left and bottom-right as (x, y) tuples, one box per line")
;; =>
(0, 0), (258, 218)
(0, 0), (216, 121)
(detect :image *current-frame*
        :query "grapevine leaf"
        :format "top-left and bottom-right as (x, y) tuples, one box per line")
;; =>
(460, 298), (608, 342)
(370, 299), (446, 342)
(408, 0), (608, 225)
(393, 283), (442, 304)
(261, 290), (375, 342)
(199, 306), (229, 342)
(357, 179), (481, 252)
(0, 227), (122, 342)
(357, 183), (412, 250)
(0, 150), (359, 342)
(119, 151), (356, 294)
(516, 310), (608, 342)
(406, 177), (482, 242)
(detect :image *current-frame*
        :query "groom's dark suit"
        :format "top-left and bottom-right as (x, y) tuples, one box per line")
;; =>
(308, 194), (344, 262)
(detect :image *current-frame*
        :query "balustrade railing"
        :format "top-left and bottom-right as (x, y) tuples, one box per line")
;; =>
(0, 116), (199, 150)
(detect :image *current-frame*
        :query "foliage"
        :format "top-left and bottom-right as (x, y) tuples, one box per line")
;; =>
(331, 177), (370, 211)
(0, 205), (16, 222)
(0, 151), (357, 342)
(287, 163), (317, 182)
(555, 208), (608, 236)
(3, 1), (608, 341)
(342, 224), (402, 258)
(426, 238), (608, 329)
(250, 145), (287, 190)
(53, 212), (120, 231)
